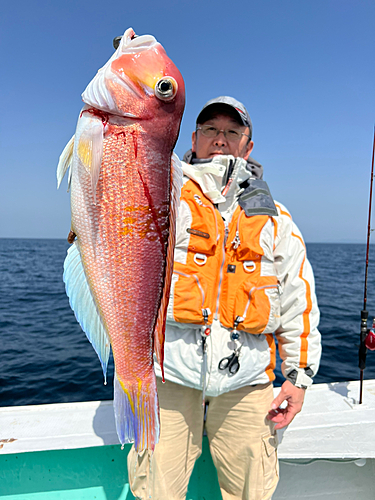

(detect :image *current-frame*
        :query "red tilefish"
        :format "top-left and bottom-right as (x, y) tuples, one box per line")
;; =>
(57, 28), (185, 452)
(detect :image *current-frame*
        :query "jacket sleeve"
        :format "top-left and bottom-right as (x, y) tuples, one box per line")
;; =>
(273, 202), (321, 388)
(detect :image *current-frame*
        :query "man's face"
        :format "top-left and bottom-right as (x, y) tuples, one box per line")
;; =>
(191, 113), (254, 160)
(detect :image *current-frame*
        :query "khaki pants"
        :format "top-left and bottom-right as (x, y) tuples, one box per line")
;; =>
(128, 380), (278, 500)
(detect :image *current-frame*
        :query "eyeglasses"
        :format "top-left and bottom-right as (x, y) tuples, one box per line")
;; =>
(196, 125), (251, 142)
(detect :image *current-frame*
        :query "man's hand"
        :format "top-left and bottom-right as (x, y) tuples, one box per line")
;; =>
(267, 380), (306, 429)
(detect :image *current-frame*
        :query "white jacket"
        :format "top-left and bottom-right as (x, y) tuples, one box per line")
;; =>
(154, 156), (321, 396)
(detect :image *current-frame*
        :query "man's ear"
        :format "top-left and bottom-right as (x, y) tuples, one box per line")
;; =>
(243, 140), (254, 161)
(191, 131), (196, 153)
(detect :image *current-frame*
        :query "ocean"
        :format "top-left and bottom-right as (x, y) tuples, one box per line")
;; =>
(1, 238), (375, 407)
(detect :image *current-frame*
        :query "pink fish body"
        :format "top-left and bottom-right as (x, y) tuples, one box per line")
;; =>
(57, 28), (185, 451)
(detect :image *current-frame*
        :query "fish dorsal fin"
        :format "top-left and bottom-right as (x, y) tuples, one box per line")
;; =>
(57, 135), (75, 190)
(153, 152), (183, 380)
(63, 242), (110, 381)
(77, 119), (104, 203)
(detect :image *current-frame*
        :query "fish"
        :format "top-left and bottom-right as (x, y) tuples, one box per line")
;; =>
(56, 28), (185, 452)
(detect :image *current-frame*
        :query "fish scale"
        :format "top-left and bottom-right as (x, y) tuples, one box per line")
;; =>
(57, 27), (185, 451)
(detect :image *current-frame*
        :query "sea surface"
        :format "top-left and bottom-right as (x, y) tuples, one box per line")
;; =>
(1, 238), (375, 407)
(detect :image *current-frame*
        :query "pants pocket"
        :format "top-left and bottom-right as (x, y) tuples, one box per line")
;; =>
(261, 433), (279, 493)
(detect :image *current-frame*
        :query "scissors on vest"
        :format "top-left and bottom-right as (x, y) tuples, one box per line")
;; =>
(218, 344), (242, 375)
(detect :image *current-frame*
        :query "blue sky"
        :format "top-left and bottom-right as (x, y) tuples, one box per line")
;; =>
(1, 0), (374, 242)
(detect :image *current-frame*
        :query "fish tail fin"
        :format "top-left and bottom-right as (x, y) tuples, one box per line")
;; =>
(153, 153), (183, 381)
(114, 372), (160, 453)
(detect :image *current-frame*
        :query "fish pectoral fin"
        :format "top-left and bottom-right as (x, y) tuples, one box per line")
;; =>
(63, 242), (110, 381)
(114, 373), (160, 452)
(57, 135), (75, 190)
(77, 120), (103, 203)
(153, 152), (183, 381)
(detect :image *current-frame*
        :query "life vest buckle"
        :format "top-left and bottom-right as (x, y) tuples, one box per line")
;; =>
(231, 316), (244, 340)
(202, 308), (211, 324)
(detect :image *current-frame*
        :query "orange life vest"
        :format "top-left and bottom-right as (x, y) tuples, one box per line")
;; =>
(170, 179), (281, 334)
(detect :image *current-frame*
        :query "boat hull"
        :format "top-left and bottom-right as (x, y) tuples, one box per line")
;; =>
(1, 381), (375, 499)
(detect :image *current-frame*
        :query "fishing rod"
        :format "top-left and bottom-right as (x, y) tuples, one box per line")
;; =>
(359, 126), (375, 404)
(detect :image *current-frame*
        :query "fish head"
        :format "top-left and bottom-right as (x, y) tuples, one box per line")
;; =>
(82, 28), (185, 129)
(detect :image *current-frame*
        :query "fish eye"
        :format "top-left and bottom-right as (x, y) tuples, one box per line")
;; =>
(155, 77), (178, 101)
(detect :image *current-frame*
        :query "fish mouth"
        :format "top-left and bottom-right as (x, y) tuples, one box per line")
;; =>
(82, 28), (168, 119)
(110, 28), (161, 100)
(120, 28), (158, 53)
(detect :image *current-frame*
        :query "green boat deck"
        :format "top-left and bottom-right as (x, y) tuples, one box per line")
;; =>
(0, 439), (220, 500)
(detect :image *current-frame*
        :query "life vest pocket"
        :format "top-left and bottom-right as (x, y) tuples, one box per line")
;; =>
(234, 277), (280, 334)
(171, 270), (211, 325)
(226, 209), (273, 262)
(184, 195), (219, 256)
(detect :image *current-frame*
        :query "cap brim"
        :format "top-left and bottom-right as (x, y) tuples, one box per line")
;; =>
(196, 102), (248, 127)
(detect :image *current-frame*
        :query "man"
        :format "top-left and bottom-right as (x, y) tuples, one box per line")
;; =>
(128, 96), (321, 500)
